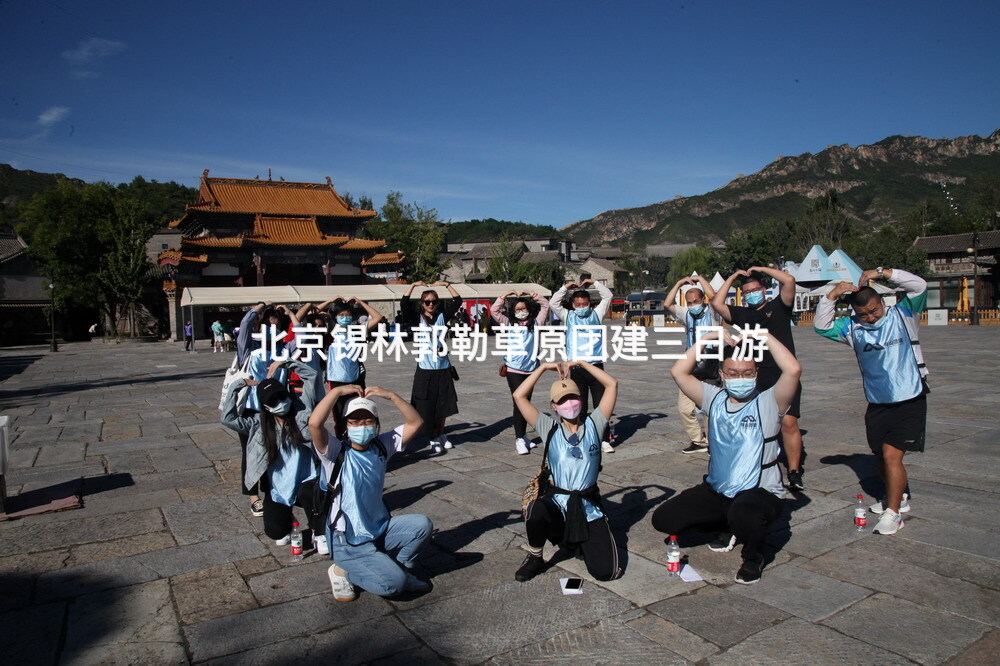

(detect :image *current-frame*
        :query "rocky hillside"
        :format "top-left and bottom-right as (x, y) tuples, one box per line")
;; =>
(566, 129), (1000, 246)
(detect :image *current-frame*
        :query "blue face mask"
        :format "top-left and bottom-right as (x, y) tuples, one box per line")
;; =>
(723, 377), (757, 399)
(744, 291), (765, 306)
(347, 425), (377, 447)
(336, 316), (353, 327)
(688, 304), (706, 317)
(574, 306), (592, 318)
(264, 397), (292, 415)
(860, 313), (888, 330)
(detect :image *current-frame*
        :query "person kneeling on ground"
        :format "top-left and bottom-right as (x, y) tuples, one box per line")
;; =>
(308, 384), (431, 602)
(512, 360), (623, 583)
(651, 330), (800, 585)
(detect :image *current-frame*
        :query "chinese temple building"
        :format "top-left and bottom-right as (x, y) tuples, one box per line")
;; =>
(152, 170), (403, 339)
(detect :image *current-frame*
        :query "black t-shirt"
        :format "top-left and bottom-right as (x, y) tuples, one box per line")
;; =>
(725, 297), (796, 368)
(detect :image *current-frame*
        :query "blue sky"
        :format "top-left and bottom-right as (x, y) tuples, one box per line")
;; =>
(2, 1), (998, 228)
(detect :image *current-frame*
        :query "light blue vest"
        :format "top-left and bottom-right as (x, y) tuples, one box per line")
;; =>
(849, 308), (923, 404)
(326, 328), (361, 383)
(414, 312), (451, 370)
(547, 416), (603, 520)
(267, 438), (318, 506)
(564, 309), (603, 361)
(706, 391), (779, 498)
(244, 348), (289, 412)
(685, 309), (713, 350)
(505, 323), (538, 373)
(339, 441), (391, 545)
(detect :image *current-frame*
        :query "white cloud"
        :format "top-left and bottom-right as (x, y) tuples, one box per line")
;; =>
(37, 106), (70, 127)
(62, 37), (126, 66)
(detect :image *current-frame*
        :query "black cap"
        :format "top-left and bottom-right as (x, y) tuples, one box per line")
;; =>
(256, 378), (288, 407)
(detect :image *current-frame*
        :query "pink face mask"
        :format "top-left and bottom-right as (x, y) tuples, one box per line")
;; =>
(554, 398), (582, 420)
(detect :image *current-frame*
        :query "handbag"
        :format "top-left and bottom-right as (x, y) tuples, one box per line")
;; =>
(219, 354), (252, 411)
(521, 423), (559, 518)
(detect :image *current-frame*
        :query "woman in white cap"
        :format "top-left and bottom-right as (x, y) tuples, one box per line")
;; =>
(510, 360), (622, 583)
(308, 383), (431, 602)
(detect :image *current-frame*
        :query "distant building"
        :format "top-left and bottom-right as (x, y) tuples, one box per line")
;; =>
(0, 227), (49, 345)
(913, 230), (999, 309)
(151, 171), (403, 339)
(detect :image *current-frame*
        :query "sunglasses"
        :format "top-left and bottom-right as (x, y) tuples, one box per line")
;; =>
(567, 432), (583, 459)
(422, 299), (439, 305)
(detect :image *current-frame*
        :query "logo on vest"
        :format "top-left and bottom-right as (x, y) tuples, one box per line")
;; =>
(862, 342), (885, 352)
(739, 414), (758, 430)
(588, 443), (600, 455)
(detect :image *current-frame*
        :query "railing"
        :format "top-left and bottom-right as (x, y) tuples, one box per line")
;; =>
(797, 309), (1000, 326)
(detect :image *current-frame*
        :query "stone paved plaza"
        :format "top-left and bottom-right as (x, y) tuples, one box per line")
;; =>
(1, 326), (998, 664)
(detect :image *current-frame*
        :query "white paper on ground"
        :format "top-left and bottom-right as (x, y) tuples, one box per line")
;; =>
(560, 577), (584, 595)
(679, 564), (703, 582)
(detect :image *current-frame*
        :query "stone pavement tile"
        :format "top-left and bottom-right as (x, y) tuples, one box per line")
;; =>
(625, 611), (720, 662)
(490, 616), (690, 665)
(100, 423), (143, 440)
(476, 467), (536, 495)
(247, 559), (332, 606)
(66, 531), (177, 567)
(103, 449), (156, 475)
(6, 445), (38, 468)
(907, 462), (996, 494)
(849, 536), (1000, 590)
(781, 492), (852, 526)
(162, 497), (255, 546)
(0, 601), (66, 664)
(135, 532), (269, 577)
(49, 410), (88, 424)
(766, 509), (868, 559)
(142, 421), (182, 437)
(823, 593), (990, 665)
(398, 575), (632, 664)
(36, 555), (160, 601)
(799, 462), (877, 493)
(554, 548), (702, 606)
(0, 507), (164, 556)
(87, 435), (196, 455)
(205, 615), (423, 666)
(184, 590), (393, 662)
(148, 444), (213, 472)
(178, 482), (239, 502)
(647, 586), (789, 648)
(77, 488), (183, 519)
(10, 425), (63, 445)
(948, 628), (1000, 666)
(57, 423), (103, 442)
(34, 441), (86, 465)
(902, 482), (1000, 531)
(5, 458), (107, 487)
(171, 562), (258, 624)
(728, 563), (872, 621)
(235, 554), (281, 577)
(198, 441), (242, 461)
(892, 517), (1000, 563)
(707, 617), (911, 665)
(800, 544), (1000, 626)
(62, 579), (187, 664)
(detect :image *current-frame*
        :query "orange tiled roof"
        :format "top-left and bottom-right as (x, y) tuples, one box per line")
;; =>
(339, 238), (387, 251)
(362, 250), (405, 266)
(179, 170), (377, 219)
(182, 235), (246, 248)
(157, 249), (209, 265)
(251, 216), (349, 246)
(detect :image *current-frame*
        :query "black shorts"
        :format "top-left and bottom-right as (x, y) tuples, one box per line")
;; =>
(865, 394), (926, 454)
(755, 366), (802, 419)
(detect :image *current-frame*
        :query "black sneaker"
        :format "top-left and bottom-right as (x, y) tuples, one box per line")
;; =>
(708, 533), (737, 552)
(682, 442), (709, 454)
(786, 469), (804, 491)
(735, 559), (763, 585)
(515, 553), (546, 582)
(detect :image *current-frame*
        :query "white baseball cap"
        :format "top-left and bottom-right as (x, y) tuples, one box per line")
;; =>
(344, 397), (378, 419)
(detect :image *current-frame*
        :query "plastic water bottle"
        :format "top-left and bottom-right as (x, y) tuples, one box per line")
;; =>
(290, 521), (304, 560)
(608, 419), (616, 445)
(666, 535), (681, 578)
(854, 495), (867, 532)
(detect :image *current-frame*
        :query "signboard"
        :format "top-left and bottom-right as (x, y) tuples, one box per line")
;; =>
(928, 309), (948, 326)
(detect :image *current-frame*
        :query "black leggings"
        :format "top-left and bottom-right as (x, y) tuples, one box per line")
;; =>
(262, 492), (296, 540)
(506, 371), (533, 439)
(651, 482), (784, 562)
(525, 496), (620, 581)
(570, 363), (610, 441)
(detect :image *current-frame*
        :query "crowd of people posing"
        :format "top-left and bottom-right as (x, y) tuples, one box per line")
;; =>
(220, 265), (930, 600)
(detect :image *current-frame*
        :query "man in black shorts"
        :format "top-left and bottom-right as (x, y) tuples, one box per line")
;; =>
(814, 267), (929, 535)
(712, 266), (805, 490)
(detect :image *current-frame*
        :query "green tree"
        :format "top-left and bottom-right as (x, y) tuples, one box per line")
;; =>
(793, 189), (854, 251)
(365, 191), (445, 282)
(667, 246), (720, 284)
(99, 198), (157, 336)
(486, 233), (525, 283)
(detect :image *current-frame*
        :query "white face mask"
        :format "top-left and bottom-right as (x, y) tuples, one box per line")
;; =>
(514, 310), (530, 320)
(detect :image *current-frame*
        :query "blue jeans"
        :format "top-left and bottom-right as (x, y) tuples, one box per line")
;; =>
(328, 514), (433, 597)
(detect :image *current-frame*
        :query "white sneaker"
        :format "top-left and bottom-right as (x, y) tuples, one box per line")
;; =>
(432, 444), (443, 454)
(443, 439), (453, 449)
(601, 440), (615, 454)
(403, 571), (432, 593)
(314, 534), (329, 556)
(870, 493), (910, 515)
(328, 564), (357, 602)
(873, 508), (904, 535)
(515, 438), (530, 455)
(274, 534), (291, 546)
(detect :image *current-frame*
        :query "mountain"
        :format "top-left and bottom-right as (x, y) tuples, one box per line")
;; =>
(445, 218), (566, 243)
(0, 164), (85, 205)
(565, 130), (1000, 246)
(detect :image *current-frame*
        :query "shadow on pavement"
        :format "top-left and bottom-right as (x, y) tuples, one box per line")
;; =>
(0, 367), (226, 403)
(820, 453), (883, 498)
(613, 412), (668, 445)
(0, 354), (45, 383)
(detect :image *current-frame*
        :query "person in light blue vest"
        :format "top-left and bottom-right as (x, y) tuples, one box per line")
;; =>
(308, 384), (429, 602)
(815, 268), (929, 536)
(652, 330), (800, 585)
(400, 280), (462, 453)
(550, 278), (616, 453)
(490, 290), (550, 454)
